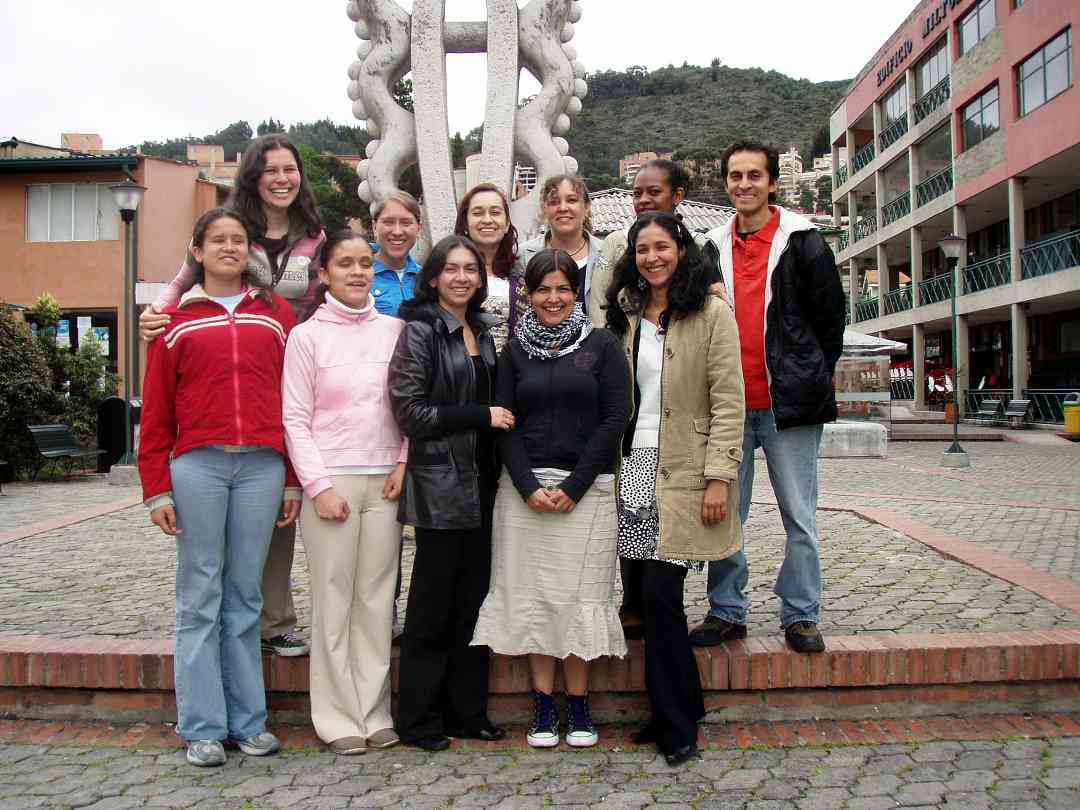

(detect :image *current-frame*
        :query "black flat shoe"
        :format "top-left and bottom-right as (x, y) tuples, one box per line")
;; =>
(631, 724), (662, 745)
(447, 722), (506, 742)
(411, 734), (451, 752)
(664, 744), (699, 767)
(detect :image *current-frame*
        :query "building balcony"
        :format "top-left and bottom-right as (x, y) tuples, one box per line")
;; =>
(854, 215), (878, 242)
(918, 273), (953, 306)
(1020, 231), (1080, 280)
(879, 113), (909, 152)
(916, 166), (953, 208)
(963, 252), (1010, 294)
(882, 286), (913, 315)
(913, 76), (950, 125)
(835, 162), (849, 187)
(880, 191), (911, 227)
(838, 231), (850, 252)
(852, 142), (876, 174)
(855, 296), (879, 322)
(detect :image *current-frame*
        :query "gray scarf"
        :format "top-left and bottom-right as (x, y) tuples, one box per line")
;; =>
(514, 303), (593, 360)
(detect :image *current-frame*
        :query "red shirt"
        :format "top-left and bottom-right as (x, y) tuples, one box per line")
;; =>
(732, 207), (781, 409)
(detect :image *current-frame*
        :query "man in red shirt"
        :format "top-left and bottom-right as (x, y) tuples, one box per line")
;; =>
(691, 141), (845, 653)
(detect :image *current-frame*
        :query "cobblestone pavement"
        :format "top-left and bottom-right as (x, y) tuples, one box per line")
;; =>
(2, 727), (1080, 809)
(1, 441), (1078, 641)
(1, 501), (1078, 641)
(0, 478), (128, 534)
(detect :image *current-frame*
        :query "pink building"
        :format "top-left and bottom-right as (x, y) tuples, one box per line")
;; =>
(830, 0), (1079, 422)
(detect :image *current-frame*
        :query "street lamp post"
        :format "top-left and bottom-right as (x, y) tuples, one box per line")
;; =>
(938, 233), (969, 469)
(109, 179), (147, 467)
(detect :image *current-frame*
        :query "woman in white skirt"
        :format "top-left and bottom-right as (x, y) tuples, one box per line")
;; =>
(472, 249), (631, 748)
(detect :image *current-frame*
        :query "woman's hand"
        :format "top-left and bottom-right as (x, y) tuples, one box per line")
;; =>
(548, 488), (577, 513)
(139, 305), (171, 342)
(526, 487), (558, 513)
(150, 505), (180, 536)
(313, 489), (350, 521)
(278, 498), (302, 527)
(701, 479), (729, 526)
(490, 407), (516, 430)
(382, 463), (406, 501)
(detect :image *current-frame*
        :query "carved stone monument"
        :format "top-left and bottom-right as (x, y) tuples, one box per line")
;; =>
(346, 0), (588, 243)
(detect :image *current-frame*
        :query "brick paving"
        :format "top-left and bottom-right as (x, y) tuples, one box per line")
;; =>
(0, 478), (128, 535)
(0, 715), (1079, 808)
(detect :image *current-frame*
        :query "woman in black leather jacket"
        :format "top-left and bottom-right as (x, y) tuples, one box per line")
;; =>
(388, 235), (515, 751)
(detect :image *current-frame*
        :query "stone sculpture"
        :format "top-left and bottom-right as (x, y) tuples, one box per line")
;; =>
(346, 0), (588, 242)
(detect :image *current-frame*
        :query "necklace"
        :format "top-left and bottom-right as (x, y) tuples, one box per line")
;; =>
(549, 235), (588, 257)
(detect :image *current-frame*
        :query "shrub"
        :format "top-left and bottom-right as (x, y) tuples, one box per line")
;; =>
(0, 306), (58, 477)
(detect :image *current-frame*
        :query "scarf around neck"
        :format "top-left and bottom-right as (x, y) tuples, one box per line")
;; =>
(515, 302), (593, 361)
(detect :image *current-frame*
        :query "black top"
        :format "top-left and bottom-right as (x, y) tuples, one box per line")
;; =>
(258, 234), (289, 259)
(471, 354), (495, 498)
(496, 328), (631, 504)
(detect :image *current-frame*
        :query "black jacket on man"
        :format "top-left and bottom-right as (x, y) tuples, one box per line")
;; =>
(388, 302), (499, 530)
(704, 206), (846, 431)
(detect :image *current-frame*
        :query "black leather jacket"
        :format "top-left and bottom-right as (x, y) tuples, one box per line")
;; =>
(388, 303), (499, 530)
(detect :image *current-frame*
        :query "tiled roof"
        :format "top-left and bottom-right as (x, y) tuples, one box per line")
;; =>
(589, 188), (735, 235)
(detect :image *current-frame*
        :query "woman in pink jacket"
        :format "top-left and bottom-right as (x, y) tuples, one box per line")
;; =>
(281, 230), (408, 756)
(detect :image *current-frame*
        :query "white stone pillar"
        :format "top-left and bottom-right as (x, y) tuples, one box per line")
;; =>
(1011, 304), (1029, 400)
(877, 243), (891, 317)
(905, 67), (916, 125)
(848, 259), (859, 324)
(910, 225), (924, 305)
(1008, 176), (1025, 284)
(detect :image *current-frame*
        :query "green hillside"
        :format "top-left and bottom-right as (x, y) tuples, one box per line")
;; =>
(569, 63), (850, 189)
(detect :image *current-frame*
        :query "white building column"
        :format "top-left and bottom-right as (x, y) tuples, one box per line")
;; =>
(877, 243), (891, 319)
(910, 226), (924, 306)
(1011, 304), (1029, 400)
(848, 259), (859, 324)
(913, 323), (927, 410)
(1008, 176), (1025, 284)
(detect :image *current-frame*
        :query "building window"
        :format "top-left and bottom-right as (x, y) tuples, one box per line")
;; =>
(882, 82), (908, 124)
(1014, 0), (1025, 8)
(26, 183), (121, 242)
(962, 85), (1000, 149)
(1018, 29), (1072, 117)
(958, 0), (996, 56)
(917, 37), (949, 96)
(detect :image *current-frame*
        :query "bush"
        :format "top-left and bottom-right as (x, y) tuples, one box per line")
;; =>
(64, 330), (118, 443)
(0, 307), (58, 477)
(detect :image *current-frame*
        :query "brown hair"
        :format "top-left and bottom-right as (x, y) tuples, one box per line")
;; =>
(231, 134), (322, 239)
(373, 190), (422, 223)
(453, 183), (519, 279)
(539, 174), (593, 235)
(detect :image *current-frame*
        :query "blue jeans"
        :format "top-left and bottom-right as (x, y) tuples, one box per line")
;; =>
(705, 409), (823, 629)
(171, 447), (284, 741)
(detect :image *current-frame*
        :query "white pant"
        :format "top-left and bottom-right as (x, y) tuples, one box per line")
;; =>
(301, 474), (401, 743)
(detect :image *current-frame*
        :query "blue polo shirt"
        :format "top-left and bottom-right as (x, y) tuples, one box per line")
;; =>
(371, 248), (421, 318)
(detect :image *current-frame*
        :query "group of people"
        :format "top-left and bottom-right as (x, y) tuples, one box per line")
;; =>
(136, 132), (845, 770)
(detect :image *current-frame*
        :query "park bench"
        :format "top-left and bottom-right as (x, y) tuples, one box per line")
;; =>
(975, 398), (1002, 425)
(26, 424), (105, 480)
(1004, 398), (1031, 428)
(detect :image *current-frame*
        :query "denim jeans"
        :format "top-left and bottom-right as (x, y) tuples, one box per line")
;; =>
(705, 409), (823, 628)
(171, 447), (284, 741)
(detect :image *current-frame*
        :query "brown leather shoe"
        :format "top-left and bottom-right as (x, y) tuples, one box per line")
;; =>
(784, 621), (826, 654)
(688, 616), (747, 646)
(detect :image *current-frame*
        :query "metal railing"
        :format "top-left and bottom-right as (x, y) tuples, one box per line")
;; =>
(855, 297), (880, 322)
(882, 286), (914, 314)
(963, 252), (1011, 294)
(852, 142), (876, 174)
(964, 389), (1010, 416)
(891, 378), (917, 400)
(838, 231), (850, 252)
(881, 191), (911, 226)
(879, 113), (909, 151)
(916, 166), (953, 207)
(961, 389), (1074, 424)
(835, 163), (849, 187)
(913, 76), (950, 124)
(854, 215), (878, 242)
(1020, 231), (1080, 279)
(918, 273), (953, 306)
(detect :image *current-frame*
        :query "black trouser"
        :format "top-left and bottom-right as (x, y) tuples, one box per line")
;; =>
(396, 520), (493, 741)
(620, 558), (645, 616)
(641, 559), (704, 752)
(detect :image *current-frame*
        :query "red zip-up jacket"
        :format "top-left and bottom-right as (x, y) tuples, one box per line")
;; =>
(138, 284), (300, 505)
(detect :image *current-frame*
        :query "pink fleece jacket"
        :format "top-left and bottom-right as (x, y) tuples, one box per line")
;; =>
(282, 293), (408, 499)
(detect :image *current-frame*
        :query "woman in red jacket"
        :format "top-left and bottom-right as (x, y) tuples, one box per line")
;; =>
(138, 207), (301, 768)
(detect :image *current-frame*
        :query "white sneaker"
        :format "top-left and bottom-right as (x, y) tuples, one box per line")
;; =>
(186, 739), (226, 767)
(231, 731), (281, 756)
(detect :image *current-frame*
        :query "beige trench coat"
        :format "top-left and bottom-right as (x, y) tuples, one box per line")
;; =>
(618, 295), (746, 561)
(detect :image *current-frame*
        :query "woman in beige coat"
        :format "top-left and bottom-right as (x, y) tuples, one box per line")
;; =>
(604, 210), (745, 767)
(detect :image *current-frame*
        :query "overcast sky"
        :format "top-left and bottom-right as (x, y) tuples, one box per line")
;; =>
(1, 1), (911, 150)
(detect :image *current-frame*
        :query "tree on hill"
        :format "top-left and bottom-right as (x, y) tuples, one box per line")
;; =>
(451, 133), (466, 169)
(257, 118), (286, 136)
(815, 175), (833, 213)
(297, 145), (369, 234)
(799, 184), (815, 213)
(710, 58), (721, 82)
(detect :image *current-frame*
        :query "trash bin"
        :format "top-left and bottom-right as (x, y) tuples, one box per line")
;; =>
(1065, 392), (1080, 434)
(96, 397), (141, 472)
